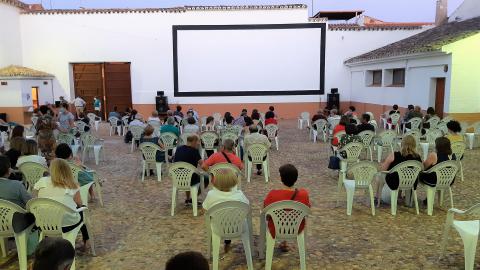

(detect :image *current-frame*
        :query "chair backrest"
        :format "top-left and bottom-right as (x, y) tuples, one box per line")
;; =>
(358, 130), (375, 147)
(408, 117), (423, 130)
(139, 142), (162, 162)
(129, 126), (144, 140)
(122, 116), (129, 126)
(369, 120), (378, 132)
(201, 131), (219, 150)
(0, 199), (27, 237)
(261, 200), (311, 240)
(440, 116), (453, 124)
(300, 112), (310, 120)
(209, 162), (242, 179)
(425, 128), (443, 144)
(80, 133), (98, 147)
(390, 113), (401, 125)
(330, 118), (340, 129)
(437, 122), (449, 135)
(205, 201), (250, 238)
(108, 117), (120, 127)
(67, 162), (86, 183)
(347, 161), (378, 188)
(264, 124), (278, 139)
(31, 116), (39, 126)
(57, 133), (76, 145)
(168, 162), (197, 191)
(424, 160), (458, 188)
(334, 130), (346, 143)
(159, 132), (178, 150)
(221, 132), (238, 144)
(403, 130), (421, 145)
(246, 144), (269, 164)
(365, 112), (375, 122)
(147, 120), (161, 129)
(379, 130), (397, 146)
(388, 160), (423, 189)
(87, 113), (96, 124)
(75, 121), (87, 132)
(340, 142), (364, 163)
(27, 198), (79, 236)
(427, 116), (441, 129)
(450, 203), (480, 217)
(18, 162), (48, 190)
(451, 141), (466, 159)
(312, 119), (327, 132)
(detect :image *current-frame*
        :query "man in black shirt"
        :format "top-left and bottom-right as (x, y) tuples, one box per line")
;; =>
(356, 113), (375, 134)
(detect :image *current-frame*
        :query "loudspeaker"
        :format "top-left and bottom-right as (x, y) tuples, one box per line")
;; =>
(155, 96), (169, 113)
(0, 113), (6, 122)
(330, 88), (338, 94)
(157, 91), (165, 96)
(327, 93), (340, 110)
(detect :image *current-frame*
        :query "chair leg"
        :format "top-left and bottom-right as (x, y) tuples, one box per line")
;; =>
(345, 185), (354, 216)
(94, 182), (104, 207)
(369, 146), (373, 161)
(413, 190), (419, 215)
(275, 137), (279, 150)
(426, 186), (436, 216)
(171, 188), (177, 216)
(241, 230), (254, 270)
(211, 233), (221, 270)
(265, 231), (275, 270)
(439, 190), (445, 207)
(0, 237), (6, 257)
(460, 162), (464, 182)
(14, 228), (31, 270)
(191, 186), (198, 216)
(368, 185), (375, 216)
(155, 162), (162, 182)
(84, 214), (96, 256)
(263, 161), (269, 183)
(391, 190), (399, 215)
(449, 187), (454, 209)
(131, 140), (134, 153)
(247, 161), (252, 183)
(297, 232), (307, 270)
(456, 225), (479, 270)
(377, 146), (382, 162)
(141, 161), (146, 182)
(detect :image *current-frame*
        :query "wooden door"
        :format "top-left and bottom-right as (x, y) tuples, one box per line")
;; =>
(104, 63), (132, 118)
(435, 78), (446, 117)
(73, 64), (103, 114)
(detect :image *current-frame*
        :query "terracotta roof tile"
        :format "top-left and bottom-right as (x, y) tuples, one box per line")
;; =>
(345, 16), (480, 64)
(329, 23), (427, 31)
(0, 65), (53, 78)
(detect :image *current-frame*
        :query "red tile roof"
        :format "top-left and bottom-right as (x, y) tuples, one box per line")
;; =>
(329, 24), (428, 31)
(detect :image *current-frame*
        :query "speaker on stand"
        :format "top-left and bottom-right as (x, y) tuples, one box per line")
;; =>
(155, 91), (169, 113)
(327, 88), (340, 110)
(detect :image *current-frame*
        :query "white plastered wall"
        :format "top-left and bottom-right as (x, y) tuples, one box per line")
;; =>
(0, 2), (23, 67)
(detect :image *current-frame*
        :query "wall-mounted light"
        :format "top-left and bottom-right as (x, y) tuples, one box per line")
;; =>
(43, 81), (48, 85)
(444, 65), (449, 73)
(0, 81), (7, 86)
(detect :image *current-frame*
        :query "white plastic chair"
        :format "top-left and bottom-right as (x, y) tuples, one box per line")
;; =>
(139, 142), (164, 182)
(451, 141), (466, 182)
(298, 112), (310, 129)
(259, 201), (312, 270)
(121, 116), (129, 135)
(337, 142), (364, 205)
(208, 162), (243, 190)
(387, 113), (401, 133)
(426, 116), (441, 130)
(57, 133), (80, 156)
(380, 111), (390, 130)
(343, 161), (377, 216)
(213, 113), (222, 126)
(74, 121), (88, 134)
(384, 160), (423, 216)
(87, 113), (100, 132)
(77, 181), (96, 256)
(27, 198), (87, 270)
(69, 163), (104, 207)
(245, 143), (269, 183)
(205, 201), (253, 270)
(358, 130), (375, 161)
(159, 132), (178, 163)
(440, 203), (480, 270)
(129, 125), (144, 153)
(376, 130), (396, 162)
(18, 162), (48, 192)
(81, 133), (104, 165)
(403, 117), (422, 133)
(200, 131), (218, 159)
(310, 119), (327, 143)
(420, 129), (444, 160)
(265, 124), (279, 150)
(108, 117), (122, 136)
(0, 199), (33, 270)
(422, 160), (459, 216)
(169, 162), (203, 216)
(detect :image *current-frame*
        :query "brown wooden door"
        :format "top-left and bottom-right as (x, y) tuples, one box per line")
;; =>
(104, 63), (132, 118)
(435, 78), (446, 117)
(73, 64), (103, 114)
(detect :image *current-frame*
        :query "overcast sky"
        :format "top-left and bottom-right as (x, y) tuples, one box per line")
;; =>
(23, 0), (464, 22)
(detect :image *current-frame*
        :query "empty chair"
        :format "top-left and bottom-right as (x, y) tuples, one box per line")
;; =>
(69, 163), (104, 207)
(265, 124), (279, 150)
(451, 141), (466, 182)
(385, 160), (423, 215)
(159, 132), (178, 163)
(200, 131), (219, 159)
(139, 142), (164, 182)
(18, 162), (48, 192)
(358, 130), (375, 161)
(129, 125), (144, 153)
(108, 117), (122, 136)
(0, 199), (34, 270)
(87, 113), (100, 131)
(298, 112), (310, 129)
(245, 143), (270, 183)
(169, 162), (203, 216)
(205, 201), (253, 270)
(376, 130), (396, 162)
(421, 160), (459, 216)
(310, 119), (327, 143)
(259, 201), (312, 270)
(342, 161), (377, 215)
(440, 203), (480, 270)
(81, 133), (104, 165)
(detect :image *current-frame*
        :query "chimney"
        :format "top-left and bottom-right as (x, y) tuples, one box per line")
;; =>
(435, 0), (448, 26)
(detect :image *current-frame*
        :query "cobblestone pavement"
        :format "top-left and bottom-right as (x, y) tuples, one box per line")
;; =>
(1, 120), (479, 269)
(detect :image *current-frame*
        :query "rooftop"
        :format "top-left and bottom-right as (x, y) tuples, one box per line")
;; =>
(345, 16), (480, 64)
(0, 65), (53, 78)
(312, 10), (364, 20)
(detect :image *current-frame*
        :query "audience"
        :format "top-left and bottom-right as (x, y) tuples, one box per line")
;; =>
(421, 137), (456, 187)
(139, 125), (166, 163)
(202, 139), (243, 171)
(16, 139), (47, 167)
(268, 106), (277, 118)
(263, 164), (310, 252)
(183, 117), (200, 134)
(223, 112), (232, 125)
(0, 155), (32, 208)
(77, 113), (91, 132)
(312, 109), (327, 122)
(446, 120), (464, 143)
(403, 104), (415, 123)
(36, 105), (57, 161)
(331, 115), (349, 147)
(244, 125), (271, 175)
(33, 237), (75, 270)
(356, 113), (375, 133)
(165, 251), (209, 270)
(161, 117), (180, 137)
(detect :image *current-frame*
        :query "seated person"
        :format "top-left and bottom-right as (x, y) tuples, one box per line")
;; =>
(311, 110), (327, 123)
(129, 114), (146, 127)
(264, 111), (277, 126)
(356, 113), (375, 134)
(264, 164), (310, 252)
(403, 104), (415, 123)
(173, 105), (184, 118)
(33, 237), (75, 270)
(5, 137), (26, 169)
(268, 106), (277, 119)
(244, 125), (271, 175)
(0, 155), (32, 208)
(251, 109), (262, 129)
(233, 109), (248, 126)
(17, 139), (47, 167)
(338, 124), (362, 150)
(422, 107), (436, 129)
(331, 116), (349, 147)
(223, 112), (232, 126)
(108, 106), (121, 120)
(165, 251), (209, 270)
(77, 113), (91, 132)
(202, 139), (243, 171)
(161, 117), (180, 137)
(173, 134), (205, 204)
(374, 135), (422, 205)
(11, 125), (25, 139)
(139, 125), (166, 163)
(421, 137), (456, 187)
(446, 120), (464, 143)
(55, 143), (95, 187)
(147, 110), (162, 123)
(183, 117), (200, 134)
(34, 159), (91, 251)
(204, 116), (216, 132)
(389, 104), (400, 115)
(343, 106), (357, 117)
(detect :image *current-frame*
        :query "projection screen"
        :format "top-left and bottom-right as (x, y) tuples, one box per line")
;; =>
(173, 24), (326, 97)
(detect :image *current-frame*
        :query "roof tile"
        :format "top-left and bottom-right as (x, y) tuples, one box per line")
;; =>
(0, 65), (53, 78)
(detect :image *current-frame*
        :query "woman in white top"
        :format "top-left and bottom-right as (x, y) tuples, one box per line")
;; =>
(147, 110), (162, 123)
(34, 159), (90, 250)
(203, 169), (249, 252)
(16, 139), (47, 167)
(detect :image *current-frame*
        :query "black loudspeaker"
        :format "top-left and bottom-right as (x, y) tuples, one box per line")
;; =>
(155, 96), (169, 113)
(0, 113), (6, 122)
(157, 91), (164, 96)
(327, 93), (340, 110)
(331, 88), (339, 94)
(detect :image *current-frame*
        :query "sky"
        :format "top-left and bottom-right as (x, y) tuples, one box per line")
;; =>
(23, 0), (464, 22)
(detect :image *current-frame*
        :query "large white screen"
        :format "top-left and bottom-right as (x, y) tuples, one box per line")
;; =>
(176, 26), (322, 94)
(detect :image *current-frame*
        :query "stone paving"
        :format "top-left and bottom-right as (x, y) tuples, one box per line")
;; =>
(1, 120), (480, 270)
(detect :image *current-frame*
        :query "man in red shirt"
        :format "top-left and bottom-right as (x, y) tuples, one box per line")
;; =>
(201, 139), (243, 170)
(263, 164), (310, 252)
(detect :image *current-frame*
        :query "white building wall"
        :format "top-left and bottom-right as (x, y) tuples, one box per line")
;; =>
(20, 79), (55, 107)
(0, 80), (22, 107)
(0, 3), (23, 67)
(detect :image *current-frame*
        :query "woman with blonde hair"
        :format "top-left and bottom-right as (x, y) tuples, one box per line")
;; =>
(34, 158), (90, 251)
(375, 135), (422, 205)
(16, 139), (47, 167)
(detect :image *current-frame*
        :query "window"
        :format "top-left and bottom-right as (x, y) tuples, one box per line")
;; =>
(392, 68), (405, 86)
(372, 70), (382, 86)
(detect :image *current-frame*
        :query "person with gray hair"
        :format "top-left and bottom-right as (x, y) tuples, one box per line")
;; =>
(202, 139), (243, 170)
(244, 125), (271, 175)
(33, 237), (75, 270)
(160, 116), (180, 137)
(327, 108), (341, 129)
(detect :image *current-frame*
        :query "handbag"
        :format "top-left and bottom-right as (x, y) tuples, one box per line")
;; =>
(328, 156), (340, 170)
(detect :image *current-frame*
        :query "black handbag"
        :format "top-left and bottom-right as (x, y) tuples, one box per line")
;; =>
(328, 156), (340, 170)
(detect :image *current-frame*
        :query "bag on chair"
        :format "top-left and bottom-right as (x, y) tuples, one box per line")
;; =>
(328, 156), (340, 170)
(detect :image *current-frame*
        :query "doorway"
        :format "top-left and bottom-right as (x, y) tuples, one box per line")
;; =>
(435, 78), (445, 117)
(31, 87), (39, 110)
(72, 62), (132, 119)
